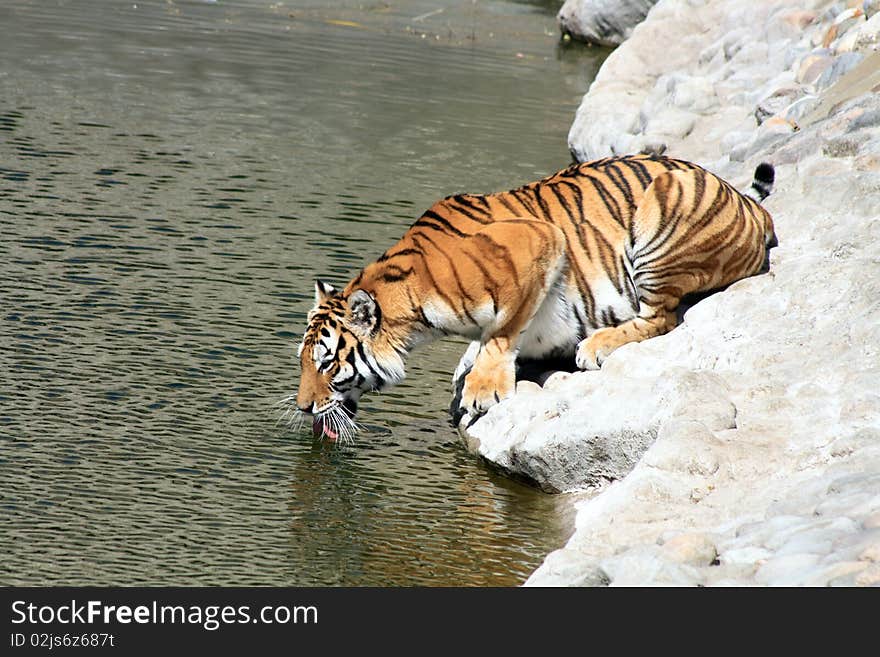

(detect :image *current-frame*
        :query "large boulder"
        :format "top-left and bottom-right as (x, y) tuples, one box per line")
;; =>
(558, 0), (659, 47)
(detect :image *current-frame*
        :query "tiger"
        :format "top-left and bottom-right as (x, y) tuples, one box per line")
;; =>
(290, 154), (776, 441)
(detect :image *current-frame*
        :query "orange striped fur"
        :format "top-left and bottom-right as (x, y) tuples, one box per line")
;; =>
(294, 154), (776, 436)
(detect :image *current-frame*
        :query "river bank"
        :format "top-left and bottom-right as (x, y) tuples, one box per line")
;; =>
(462, 0), (880, 585)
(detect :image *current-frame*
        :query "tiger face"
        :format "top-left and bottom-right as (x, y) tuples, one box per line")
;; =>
(295, 280), (401, 441)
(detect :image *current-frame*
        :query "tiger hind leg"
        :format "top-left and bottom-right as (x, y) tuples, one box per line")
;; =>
(576, 305), (677, 370)
(576, 166), (760, 370)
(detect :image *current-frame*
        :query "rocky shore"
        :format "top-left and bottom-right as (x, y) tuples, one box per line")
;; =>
(461, 0), (880, 585)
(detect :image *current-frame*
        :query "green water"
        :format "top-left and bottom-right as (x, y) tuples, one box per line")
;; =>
(0, 0), (606, 585)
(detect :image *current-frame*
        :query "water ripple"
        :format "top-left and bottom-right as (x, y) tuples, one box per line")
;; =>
(0, 0), (602, 586)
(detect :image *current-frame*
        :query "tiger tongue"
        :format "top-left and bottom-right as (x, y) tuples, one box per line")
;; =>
(312, 418), (338, 442)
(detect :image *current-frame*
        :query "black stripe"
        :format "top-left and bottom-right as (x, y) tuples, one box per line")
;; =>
(462, 250), (500, 311)
(529, 184), (554, 220)
(473, 232), (521, 289)
(547, 182), (578, 226)
(356, 342), (384, 383)
(510, 188), (539, 216)
(619, 254), (639, 310)
(414, 210), (469, 238)
(605, 161), (635, 212)
(590, 223), (624, 293)
(448, 195), (492, 222)
(377, 247), (423, 262)
(640, 184), (685, 258)
(418, 306), (436, 329)
(623, 157), (653, 189)
(584, 174), (624, 227)
(544, 180), (595, 322)
(410, 236), (466, 321)
(417, 232), (479, 325)
(471, 194), (493, 211)
(496, 193), (522, 217)
(381, 264), (414, 283)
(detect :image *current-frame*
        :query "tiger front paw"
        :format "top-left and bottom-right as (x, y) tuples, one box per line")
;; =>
(458, 364), (515, 421)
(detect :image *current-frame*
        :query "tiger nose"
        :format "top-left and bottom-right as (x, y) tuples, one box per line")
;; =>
(297, 402), (313, 414)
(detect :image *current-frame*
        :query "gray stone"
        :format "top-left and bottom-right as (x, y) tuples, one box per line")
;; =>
(817, 52), (864, 90)
(734, 515), (814, 544)
(755, 86), (804, 125)
(827, 529), (880, 562)
(558, 0), (659, 47)
(796, 52), (833, 85)
(823, 136), (861, 157)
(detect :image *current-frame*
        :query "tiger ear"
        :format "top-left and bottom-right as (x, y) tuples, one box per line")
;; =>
(348, 289), (380, 335)
(314, 280), (336, 306)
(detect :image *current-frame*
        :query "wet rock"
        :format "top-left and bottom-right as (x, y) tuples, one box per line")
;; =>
(558, 0), (659, 47)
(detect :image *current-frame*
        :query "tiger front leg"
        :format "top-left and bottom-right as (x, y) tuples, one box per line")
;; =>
(449, 219), (568, 422)
(459, 337), (517, 418)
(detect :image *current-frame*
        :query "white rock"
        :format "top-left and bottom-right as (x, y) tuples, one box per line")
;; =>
(660, 532), (719, 566)
(754, 553), (823, 585)
(599, 546), (702, 586)
(718, 546), (773, 566)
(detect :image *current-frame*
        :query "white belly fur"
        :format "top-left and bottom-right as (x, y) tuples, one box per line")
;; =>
(518, 276), (580, 359)
(518, 274), (637, 360)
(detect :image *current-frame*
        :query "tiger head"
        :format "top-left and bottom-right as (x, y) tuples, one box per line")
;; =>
(294, 279), (405, 442)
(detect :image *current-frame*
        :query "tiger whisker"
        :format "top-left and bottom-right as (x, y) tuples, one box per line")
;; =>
(320, 403), (360, 445)
(276, 394), (362, 445)
(275, 395), (306, 433)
